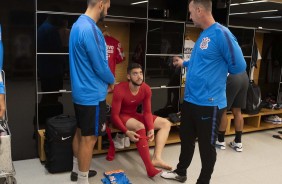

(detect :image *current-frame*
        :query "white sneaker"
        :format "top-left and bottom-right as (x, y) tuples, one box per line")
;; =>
(229, 141), (243, 152)
(161, 171), (187, 183)
(124, 137), (130, 148)
(264, 115), (281, 124)
(215, 140), (226, 150)
(113, 133), (125, 149)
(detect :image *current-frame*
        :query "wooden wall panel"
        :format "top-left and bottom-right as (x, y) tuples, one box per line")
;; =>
(102, 21), (130, 105)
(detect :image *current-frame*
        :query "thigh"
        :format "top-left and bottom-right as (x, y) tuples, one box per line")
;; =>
(125, 116), (145, 131)
(74, 101), (107, 137)
(232, 73), (249, 109)
(153, 116), (171, 130)
(195, 106), (224, 145)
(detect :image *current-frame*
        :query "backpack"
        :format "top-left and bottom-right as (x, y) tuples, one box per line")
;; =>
(243, 80), (262, 115)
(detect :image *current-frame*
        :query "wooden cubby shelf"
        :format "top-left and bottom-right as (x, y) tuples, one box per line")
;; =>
(38, 109), (282, 161)
(93, 108), (282, 155)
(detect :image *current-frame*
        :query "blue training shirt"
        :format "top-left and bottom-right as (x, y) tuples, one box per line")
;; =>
(183, 23), (246, 109)
(0, 24), (5, 94)
(69, 15), (114, 105)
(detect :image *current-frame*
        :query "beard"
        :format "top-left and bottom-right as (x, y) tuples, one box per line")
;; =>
(98, 10), (105, 22)
(131, 79), (143, 86)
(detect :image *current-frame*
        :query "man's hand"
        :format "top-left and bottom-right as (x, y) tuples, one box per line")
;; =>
(107, 84), (115, 93)
(125, 130), (140, 142)
(147, 129), (154, 142)
(172, 56), (184, 68)
(0, 94), (6, 119)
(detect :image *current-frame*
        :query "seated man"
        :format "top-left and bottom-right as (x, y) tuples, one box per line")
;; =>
(111, 63), (172, 177)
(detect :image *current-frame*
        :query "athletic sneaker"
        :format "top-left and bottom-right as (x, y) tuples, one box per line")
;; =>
(70, 170), (97, 181)
(264, 115), (282, 124)
(113, 133), (125, 149)
(215, 140), (226, 150)
(161, 171), (187, 183)
(229, 141), (243, 152)
(124, 137), (130, 148)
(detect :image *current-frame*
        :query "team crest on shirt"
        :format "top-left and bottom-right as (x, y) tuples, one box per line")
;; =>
(200, 37), (210, 50)
(101, 122), (106, 132)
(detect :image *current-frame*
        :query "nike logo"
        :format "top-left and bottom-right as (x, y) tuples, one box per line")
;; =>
(131, 100), (136, 103)
(201, 116), (211, 120)
(142, 145), (148, 148)
(62, 136), (71, 141)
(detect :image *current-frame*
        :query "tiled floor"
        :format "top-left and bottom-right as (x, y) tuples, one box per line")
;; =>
(11, 128), (282, 184)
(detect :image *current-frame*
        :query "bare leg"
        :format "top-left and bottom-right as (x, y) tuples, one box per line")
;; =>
(151, 117), (172, 170)
(78, 135), (97, 172)
(219, 109), (228, 131)
(232, 108), (244, 131)
(73, 128), (81, 158)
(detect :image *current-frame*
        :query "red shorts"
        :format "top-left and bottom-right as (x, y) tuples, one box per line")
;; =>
(119, 113), (158, 125)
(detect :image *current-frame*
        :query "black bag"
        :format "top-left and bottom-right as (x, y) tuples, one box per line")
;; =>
(44, 115), (76, 173)
(243, 81), (262, 115)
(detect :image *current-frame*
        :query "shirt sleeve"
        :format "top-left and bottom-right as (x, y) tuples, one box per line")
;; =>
(110, 86), (128, 133)
(217, 28), (246, 74)
(0, 25), (5, 94)
(142, 85), (154, 131)
(83, 28), (115, 85)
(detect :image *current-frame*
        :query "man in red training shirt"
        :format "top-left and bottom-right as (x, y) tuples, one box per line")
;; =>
(111, 63), (172, 177)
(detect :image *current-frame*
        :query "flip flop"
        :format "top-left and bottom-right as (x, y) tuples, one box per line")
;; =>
(272, 135), (282, 140)
(278, 131), (282, 134)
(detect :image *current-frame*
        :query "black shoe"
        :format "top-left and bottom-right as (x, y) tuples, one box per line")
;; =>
(278, 131), (282, 134)
(70, 170), (97, 181)
(273, 135), (282, 140)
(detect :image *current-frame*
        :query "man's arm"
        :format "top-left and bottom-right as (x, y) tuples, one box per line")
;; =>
(217, 29), (246, 74)
(0, 25), (6, 119)
(84, 28), (115, 85)
(110, 87), (127, 133)
(142, 85), (154, 131)
(172, 56), (189, 68)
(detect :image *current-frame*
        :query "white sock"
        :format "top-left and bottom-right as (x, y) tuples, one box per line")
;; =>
(77, 170), (89, 184)
(72, 156), (78, 173)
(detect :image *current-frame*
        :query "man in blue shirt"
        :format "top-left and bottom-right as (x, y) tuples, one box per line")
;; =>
(0, 24), (6, 118)
(161, 0), (246, 183)
(69, 0), (114, 184)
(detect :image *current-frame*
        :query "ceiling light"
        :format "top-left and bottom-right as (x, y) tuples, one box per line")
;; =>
(230, 9), (278, 15)
(131, 1), (148, 5)
(261, 16), (282, 18)
(240, 0), (267, 5)
(249, 10), (278, 13)
(230, 0), (267, 6)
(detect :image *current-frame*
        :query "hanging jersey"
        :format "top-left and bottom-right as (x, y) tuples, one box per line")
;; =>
(105, 36), (125, 76)
(182, 39), (195, 87)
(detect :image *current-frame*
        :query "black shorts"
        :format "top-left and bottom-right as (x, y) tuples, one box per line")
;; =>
(74, 100), (107, 136)
(226, 72), (249, 110)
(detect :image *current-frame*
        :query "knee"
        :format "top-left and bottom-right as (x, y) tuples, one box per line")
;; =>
(135, 123), (145, 131)
(161, 119), (171, 130)
(80, 136), (97, 146)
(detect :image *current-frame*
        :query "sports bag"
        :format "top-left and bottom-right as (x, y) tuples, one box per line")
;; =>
(243, 80), (262, 115)
(44, 115), (76, 173)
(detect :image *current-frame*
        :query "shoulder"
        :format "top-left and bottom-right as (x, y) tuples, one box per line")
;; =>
(141, 83), (151, 93)
(115, 82), (128, 91)
(214, 23), (234, 40)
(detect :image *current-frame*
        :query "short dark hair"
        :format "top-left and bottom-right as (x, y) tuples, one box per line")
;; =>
(189, 0), (212, 11)
(87, 0), (108, 6)
(127, 63), (142, 74)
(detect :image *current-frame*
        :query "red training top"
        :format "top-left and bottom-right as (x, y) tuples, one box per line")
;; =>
(111, 82), (154, 133)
